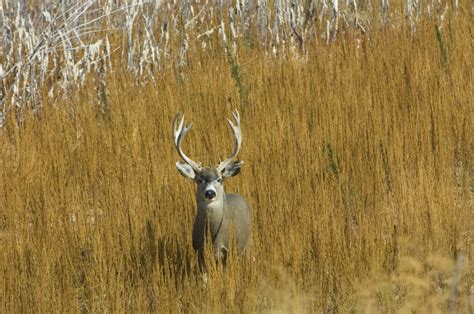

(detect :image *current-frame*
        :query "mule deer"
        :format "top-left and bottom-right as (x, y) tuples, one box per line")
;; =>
(173, 110), (252, 273)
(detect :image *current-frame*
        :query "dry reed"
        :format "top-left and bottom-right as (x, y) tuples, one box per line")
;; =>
(1, 8), (473, 313)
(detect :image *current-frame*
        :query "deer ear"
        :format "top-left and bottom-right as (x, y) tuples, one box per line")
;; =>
(222, 160), (243, 178)
(176, 162), (196, 180)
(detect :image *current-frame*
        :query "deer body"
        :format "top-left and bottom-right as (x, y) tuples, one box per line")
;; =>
(193, 188), (252, 268)
(173, 111), (252, 273)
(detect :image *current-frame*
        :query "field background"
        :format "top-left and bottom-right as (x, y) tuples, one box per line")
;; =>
(1, 1), (473, 312)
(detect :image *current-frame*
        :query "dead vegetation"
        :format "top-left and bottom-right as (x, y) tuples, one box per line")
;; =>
(0, 1), (473, 312)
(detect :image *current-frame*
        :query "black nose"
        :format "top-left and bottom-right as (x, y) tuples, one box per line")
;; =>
(205, 190), (216, 200)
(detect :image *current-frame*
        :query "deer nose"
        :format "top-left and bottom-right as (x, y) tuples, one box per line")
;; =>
(205, 190), (216, 200)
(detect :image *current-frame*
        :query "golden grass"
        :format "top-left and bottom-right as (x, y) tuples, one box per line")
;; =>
(1, 14), (473, 313)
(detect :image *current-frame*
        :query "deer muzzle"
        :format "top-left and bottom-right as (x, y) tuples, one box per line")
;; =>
(205, 189), (216, 200)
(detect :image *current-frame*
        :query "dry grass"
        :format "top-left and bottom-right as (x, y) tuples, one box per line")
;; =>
(1, 12), (473, 313)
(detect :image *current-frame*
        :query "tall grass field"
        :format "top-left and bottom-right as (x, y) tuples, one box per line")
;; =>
(0, 1), (472, 312)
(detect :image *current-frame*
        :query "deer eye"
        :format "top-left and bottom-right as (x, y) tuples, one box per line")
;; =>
(197, 178), (205, 184)
(217, 178), (222, 183)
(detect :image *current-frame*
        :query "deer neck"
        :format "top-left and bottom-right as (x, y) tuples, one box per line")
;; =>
(197, 193), (227, 237)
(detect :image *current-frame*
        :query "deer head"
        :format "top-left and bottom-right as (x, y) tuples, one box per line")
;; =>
(173, 110), (243, 204)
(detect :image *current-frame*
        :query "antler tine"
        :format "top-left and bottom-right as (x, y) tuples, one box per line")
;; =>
(217, 110), (243, 171)
(173, 113), (201, 171)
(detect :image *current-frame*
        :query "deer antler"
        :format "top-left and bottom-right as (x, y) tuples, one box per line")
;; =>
(217, 110), (242, 172)
(173, 113), (201, 171)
